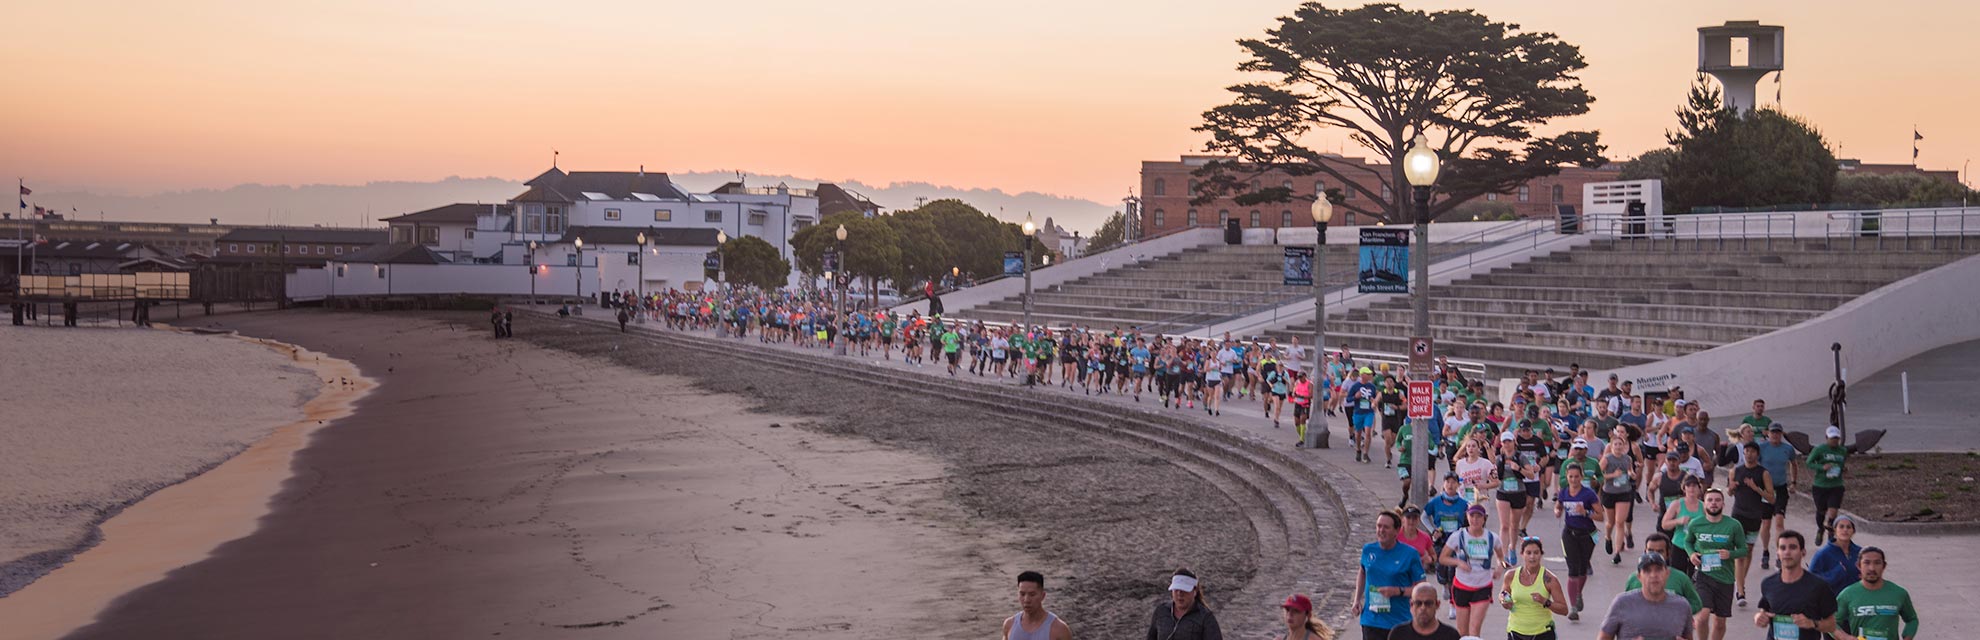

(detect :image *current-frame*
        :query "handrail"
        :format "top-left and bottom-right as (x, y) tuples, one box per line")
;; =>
(1579, 212), (1799, 251)
(935, 316), (1490, 380)
(1824, 207), (1976, 250)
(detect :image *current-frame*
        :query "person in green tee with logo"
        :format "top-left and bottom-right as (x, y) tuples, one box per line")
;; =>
(1807, 425), (1850, 546)
(940, 327), (962, 376)
(1682, 487), (1750, 640)
(1835, 546), (1918, 640)
(1741, 398), (1774, 432)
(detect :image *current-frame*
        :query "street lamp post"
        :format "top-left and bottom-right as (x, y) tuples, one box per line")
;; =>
(1306, 197), (1332, 449)
(1402, 134), (1441, 505)
(527, 241), (538, 306)
(573, 236), (585, 302)
(1021, 213), (1037, 332)
(714, 230), (728, 292)
(835, 223), (848, 356)
(636, 230), (648, 303)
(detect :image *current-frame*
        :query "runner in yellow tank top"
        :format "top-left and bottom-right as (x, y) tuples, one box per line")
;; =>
(1500, 537), (1569, 639)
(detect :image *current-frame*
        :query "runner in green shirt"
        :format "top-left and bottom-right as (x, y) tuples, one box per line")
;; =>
(1680, 488), (1749, 637)
(940, 328), (962, 376)
(1740, 399), (1773, 432)
(1835, 547), (1919, 640)
(1807, 425), (1850, 546)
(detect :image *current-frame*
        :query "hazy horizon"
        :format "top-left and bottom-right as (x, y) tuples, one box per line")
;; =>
(3, 0), (1974, 226)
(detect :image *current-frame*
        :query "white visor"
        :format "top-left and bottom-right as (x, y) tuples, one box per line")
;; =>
(1168, 575), (1198, 592)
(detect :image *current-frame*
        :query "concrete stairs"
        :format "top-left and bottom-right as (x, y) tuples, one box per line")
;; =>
(957, 242), (1476, 334)
(1262, 237), (1980, 378)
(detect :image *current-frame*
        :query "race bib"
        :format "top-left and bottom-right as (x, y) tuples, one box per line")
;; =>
(1827, 466), (1842, 479)
(1367, 587), (1390, 613)
(1566, 501), (1586, 516)
(1700, 553), (1721, 572)
(1771, 615), (1801, 640)
(1383, 406), (1395, 416)
(1501, 477), (1520, 493)
(1462, 486), (1479, 503)
(1465, 536), (1491, 562)
(1439, 516), (1460, 532)
(1398, 466), (1410, 480)
(1582, 478), (1594, 489)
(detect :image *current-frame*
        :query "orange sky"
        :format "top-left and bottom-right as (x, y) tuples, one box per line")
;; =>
(1, 0), (1974, 203)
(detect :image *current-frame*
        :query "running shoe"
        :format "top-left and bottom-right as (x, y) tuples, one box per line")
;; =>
(1761, 552), (1772, 571)
(1737, 593), (1748, 608)
(1605, 538), (1613, 555)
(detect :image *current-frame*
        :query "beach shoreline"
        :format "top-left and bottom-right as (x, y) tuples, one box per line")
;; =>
(0, 329), (371, 639)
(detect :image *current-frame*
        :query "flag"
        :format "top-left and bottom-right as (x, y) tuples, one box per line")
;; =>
(17, 185), (29, 196)
(1915, 129), (1925, 141)
(33, 206), (43, 217)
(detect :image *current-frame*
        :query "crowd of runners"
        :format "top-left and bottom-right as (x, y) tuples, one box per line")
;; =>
(585, 287), (1922, 640)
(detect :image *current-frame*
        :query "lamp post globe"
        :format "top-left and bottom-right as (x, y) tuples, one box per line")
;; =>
(1400, 133), (1440, 507)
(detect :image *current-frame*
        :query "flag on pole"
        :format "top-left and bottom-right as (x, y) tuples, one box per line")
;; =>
(17, 185), (29, 196)
(1915, 129), (1925, 141)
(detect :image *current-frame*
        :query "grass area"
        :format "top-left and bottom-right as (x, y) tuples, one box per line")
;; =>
(1844, 451), (1980, 523)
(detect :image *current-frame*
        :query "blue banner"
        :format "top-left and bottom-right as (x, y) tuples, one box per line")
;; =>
(1003, 251), (1024, 276)
(1283, 246), (1313, 286)
(1357, 228), (1410, 294)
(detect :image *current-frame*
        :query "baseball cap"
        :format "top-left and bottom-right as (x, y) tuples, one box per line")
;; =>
(1572, 438), (1589, 449)
(1636, 551), (1669, 570)
(1499, 430), (1517, 442)
(1768, 423), (1785, 432)
(1826, 425), (1843, 439)
(1466, 504), (1488, 516)
(1282, 593), (1313, 614)
(1674, 399), (1689, 407)
(1360, 367), (1373, 375)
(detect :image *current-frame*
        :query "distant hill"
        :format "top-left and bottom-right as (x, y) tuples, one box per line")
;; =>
(28, 172), (1119, 234)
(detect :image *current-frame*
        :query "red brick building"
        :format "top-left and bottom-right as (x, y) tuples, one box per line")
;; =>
(1138, 154), (1620, 234)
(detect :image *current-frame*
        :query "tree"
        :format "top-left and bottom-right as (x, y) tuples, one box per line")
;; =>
(1663, 78), (1837, 212)
(1444, 199), (1514, 222)
(883, 209), (951, 293)
(1618, 148), (1677, 182)
(792, 212), (900, 301)
(917, 199), (1010, 279)
(1086, 211), (1128, 254)
(714, 235), (790, 290)
(1193, 2), (1606, 222)
(1833, 172), (1979, 208)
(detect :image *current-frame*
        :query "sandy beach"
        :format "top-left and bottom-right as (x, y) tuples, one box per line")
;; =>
(0, 325), (322, 596)
(27, 312), (1042, 640)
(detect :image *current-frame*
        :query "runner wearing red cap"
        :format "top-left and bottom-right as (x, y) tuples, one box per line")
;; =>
(1274, 593), (1335, 640)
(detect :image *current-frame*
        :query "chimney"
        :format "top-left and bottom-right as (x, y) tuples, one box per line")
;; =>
(639, 165), (644, 176)
(210, 218), (219, 225)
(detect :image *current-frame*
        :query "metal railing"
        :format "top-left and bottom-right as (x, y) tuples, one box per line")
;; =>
(1580, 212), (1800, 250)
(932, 316), (1490, 380)
(1825, 207), (1976, 250)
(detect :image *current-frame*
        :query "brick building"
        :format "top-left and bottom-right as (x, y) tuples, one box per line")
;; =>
(1138, 154), (1620, 234)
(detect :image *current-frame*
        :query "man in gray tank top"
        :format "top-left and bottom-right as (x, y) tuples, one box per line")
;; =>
(1004, 570), (1073, 640)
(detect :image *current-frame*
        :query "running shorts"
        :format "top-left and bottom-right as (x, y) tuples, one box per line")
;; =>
(1498, 491), (1528, 510)
(1694, 573), (1735, 617)
(1452, 582), (1494, 607)
(946, 351), (960, 365)
(1601, 491), (1634, 510)
(1350, 412), (1372, 430)
(1771, 484), (1791, 516)
(1812, 486), (1845, 515)
(1734, 514), (1762, 545)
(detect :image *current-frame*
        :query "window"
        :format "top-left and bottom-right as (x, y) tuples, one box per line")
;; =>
(604, 208), (622, 221)
(390, 226), (411, 244)
(655, 209), (672, 222)
(419, 227), (440, 245)
(1186, 209), (1198, 226)
(1381, 184), (1392, 200)
(748, 210), (767, 226)
(1518, 185), (1531, 202)
(1315, 180), (1327, 196)
(377, 265), (386, 279)
(546, 206), (565, 234)
(1281, 211), (1294, 227)
(1344, 185), (1355, 200)
(1218, 210), (1230, 226)
(1281, 180), (1293, 191)
(704, 210), (723, 223)
(336, 264), (346, 277)
(335, 246), (345, 255)
(1551, 184), (1564, 203)
(465, 229), (474, 240)
(1249, 210), (1261, 227)
(1153, 179), (1166, 196)
(247, 244), (256, 253)
(1486, 192), (1498, 201)
(1188, 180), (1198, 196)
(1153, 209), (1166, 227)
(793, 219), (812, 231)
(316, 245), (325, 255)
(1249, 179), (1261, 192)
(69, 263), (82, 275)
(525, 205), (543, 234)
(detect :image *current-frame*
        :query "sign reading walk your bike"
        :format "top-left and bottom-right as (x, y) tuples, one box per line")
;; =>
(1357, 228), (1410, 294)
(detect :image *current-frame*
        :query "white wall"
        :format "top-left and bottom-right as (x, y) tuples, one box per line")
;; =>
(289, 263), (600, 300)
(1600, 252), (1980, 418)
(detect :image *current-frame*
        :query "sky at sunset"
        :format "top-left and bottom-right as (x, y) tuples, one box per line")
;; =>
(1, 0), (1974, 217)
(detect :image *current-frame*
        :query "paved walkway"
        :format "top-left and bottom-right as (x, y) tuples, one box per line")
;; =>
(1771, 339), (1980, 453)
(566, 312), (1969, 637)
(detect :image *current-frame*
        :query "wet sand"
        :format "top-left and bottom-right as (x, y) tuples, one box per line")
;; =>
(38, 312), (1027, 640)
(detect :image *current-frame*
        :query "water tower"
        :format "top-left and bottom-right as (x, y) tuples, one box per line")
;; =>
(1698, 21), (1784, 113)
